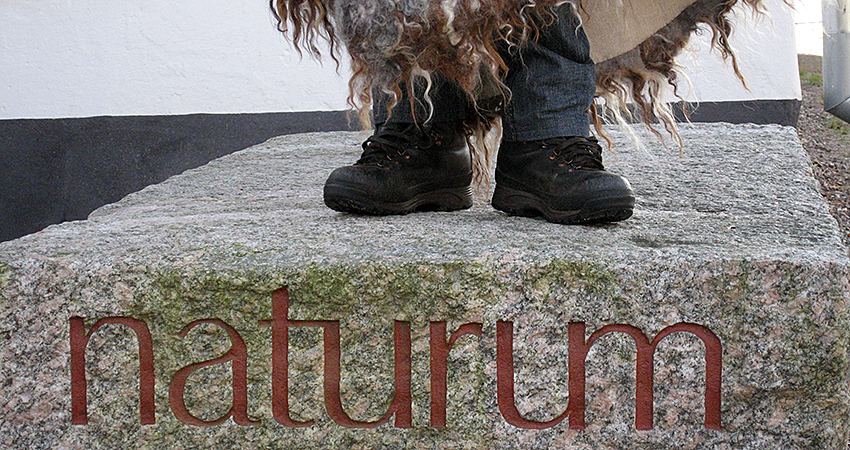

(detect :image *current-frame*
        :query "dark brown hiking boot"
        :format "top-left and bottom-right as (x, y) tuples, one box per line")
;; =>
(323, 121), (473, 215)
(492, 136), (634, 224)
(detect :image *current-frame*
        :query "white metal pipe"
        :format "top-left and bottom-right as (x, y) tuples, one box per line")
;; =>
(823, 0), (850, 123)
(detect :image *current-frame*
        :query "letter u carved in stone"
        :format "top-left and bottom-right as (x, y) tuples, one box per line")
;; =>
(496, 321), (571, 429)
(260, 287), (412, 428)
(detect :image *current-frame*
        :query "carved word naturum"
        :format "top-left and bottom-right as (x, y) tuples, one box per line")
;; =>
(70, 287), (722, 430)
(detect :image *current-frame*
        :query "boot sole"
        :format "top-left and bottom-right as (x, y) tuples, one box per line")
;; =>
(324, 184), (474, 215)
(491, 185), (634, 225)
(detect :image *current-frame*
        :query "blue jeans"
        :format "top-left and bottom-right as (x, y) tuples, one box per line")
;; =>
(373, 4), (595, 141)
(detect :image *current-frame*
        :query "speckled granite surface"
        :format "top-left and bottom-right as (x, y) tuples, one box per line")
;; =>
(1, 124), (849, 449)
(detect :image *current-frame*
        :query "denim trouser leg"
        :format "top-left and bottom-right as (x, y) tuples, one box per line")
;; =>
(499, 6), (595, 141)
(372, 76), (469, 127)
(372, 4), (594, 136)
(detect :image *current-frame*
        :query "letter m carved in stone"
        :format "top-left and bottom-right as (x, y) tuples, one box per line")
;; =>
(568, 322), (722, 431)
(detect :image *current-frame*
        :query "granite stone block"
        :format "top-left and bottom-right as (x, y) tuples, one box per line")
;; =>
(1, 124), (848, 449)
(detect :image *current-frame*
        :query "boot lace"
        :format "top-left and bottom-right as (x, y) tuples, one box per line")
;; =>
(356, 124), (435, 167)
(541, 137), (604, 171)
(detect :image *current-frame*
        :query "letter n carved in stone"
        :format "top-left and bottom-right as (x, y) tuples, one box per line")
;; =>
(69, 316), (156, 425)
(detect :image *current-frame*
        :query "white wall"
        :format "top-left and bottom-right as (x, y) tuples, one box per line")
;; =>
(0, 0), (799, 120)
(671, 0), (801, 103)
(0, 0), (351, 119)
(795, 0), (823, 55)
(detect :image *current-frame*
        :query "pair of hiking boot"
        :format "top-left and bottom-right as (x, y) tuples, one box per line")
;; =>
(323, 121), (634, 224)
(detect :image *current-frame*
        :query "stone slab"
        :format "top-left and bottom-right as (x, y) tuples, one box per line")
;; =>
(1, 123), (849, 449)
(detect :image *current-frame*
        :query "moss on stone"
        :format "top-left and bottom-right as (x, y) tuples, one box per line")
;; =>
(289, 261), (498, 319)
(293, 263), (359, 308)
(537, 259), (616, 293)
(0, 261), (11, 296)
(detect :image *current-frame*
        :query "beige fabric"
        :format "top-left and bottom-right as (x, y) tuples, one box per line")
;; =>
(582, 0), (695, 62)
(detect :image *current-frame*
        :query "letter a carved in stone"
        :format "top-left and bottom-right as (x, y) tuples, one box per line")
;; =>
(169, 319), (260, 426)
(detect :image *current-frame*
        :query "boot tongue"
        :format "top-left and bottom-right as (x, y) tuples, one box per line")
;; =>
(357, 123), (426, 166)
(544, 137), (605, 171)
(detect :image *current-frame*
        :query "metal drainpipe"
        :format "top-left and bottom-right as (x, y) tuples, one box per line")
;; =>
(823, 0), (850, 123)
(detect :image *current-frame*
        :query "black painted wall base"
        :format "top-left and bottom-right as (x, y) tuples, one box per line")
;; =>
(674, 99), (801, 127)
(1, 111), (357, 242)
(1, 99), (800, 242)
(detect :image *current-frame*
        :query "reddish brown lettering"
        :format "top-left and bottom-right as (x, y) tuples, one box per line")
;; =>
(169, 319), (260, 426)
(258, 288), (316, 427)
(568, 322), (722, 430)
(323, 319), (413, 428)
(70, 288), (723, 432)
(496, 321), (572, 429)
(69, 316), (155, 425)
(261, 287), (412, 428)
(429, 321), (483, 428)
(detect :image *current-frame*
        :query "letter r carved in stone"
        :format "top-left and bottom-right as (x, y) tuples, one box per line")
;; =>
(429, 321), (483, 428)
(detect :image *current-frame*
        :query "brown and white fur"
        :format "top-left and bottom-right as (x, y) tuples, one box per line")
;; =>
(270, 0), (767, 182)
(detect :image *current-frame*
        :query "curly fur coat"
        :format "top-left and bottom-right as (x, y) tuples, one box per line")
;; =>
(270, 0), (766, 175)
